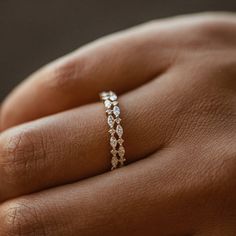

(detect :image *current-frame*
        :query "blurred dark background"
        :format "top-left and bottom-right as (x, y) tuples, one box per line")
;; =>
(1, 0), (236, 101)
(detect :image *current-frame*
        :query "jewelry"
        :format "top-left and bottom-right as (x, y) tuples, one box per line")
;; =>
(100, 91), (126, 170)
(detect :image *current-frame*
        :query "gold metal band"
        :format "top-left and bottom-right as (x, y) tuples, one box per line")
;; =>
(100, 91), (126, 170)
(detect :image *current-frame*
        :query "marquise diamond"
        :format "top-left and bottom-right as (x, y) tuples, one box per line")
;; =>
(110, 136), (117, 148)
(107, 115), (114, 127)
(113, 106), (120, 117)
(100, 92), (109, 100)
(116, 124), (123, 137)
(109, 92), (117, 101)
(100, 91), (108, 97)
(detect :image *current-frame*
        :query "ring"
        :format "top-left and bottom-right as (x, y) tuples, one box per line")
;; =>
(100, 91), (126, 170)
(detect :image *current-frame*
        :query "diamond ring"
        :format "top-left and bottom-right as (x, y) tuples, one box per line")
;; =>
(100, 91), (126, 170)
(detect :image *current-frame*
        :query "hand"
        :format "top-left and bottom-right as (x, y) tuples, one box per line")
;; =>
(0, 13), (236, 236)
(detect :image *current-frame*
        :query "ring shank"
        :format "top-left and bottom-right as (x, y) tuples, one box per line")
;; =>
(100, 91), (126, 170)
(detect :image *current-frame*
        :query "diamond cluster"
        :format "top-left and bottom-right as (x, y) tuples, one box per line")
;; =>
(100, 91), (126, 170)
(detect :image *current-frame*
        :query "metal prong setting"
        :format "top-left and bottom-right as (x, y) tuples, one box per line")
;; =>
(100, 91), (126, 170)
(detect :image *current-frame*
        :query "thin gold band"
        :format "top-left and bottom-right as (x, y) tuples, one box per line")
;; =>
(100, 91), (126, 170)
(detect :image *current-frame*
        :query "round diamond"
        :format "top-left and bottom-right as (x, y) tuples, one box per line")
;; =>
(111, 156), (119, 167)
(118, 138), (124, 145)
(106, 109), (112, 115)
(115, 118), (121, 124)
(118, 146), (125, 157)
(108, 129), (116, 135)
(119, 157), (126, 166)
(111, 149), (118, 155)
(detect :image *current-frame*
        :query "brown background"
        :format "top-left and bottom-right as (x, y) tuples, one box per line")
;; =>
(1, 0), (236, 101)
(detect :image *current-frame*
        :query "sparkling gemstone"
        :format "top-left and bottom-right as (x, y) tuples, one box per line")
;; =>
(111, 149), (118, 155)
(106, 109), (112, 115)
(118, 146), (125, 157)
(113, 106), (120, 117)
(111, 156), (119, 167)
(116, 125), (123, 137)
(115, 118), (121, 124)
(118, 138), (124, 145)
(100, 92), (108, 97)
(110, 136), (117, 148)
(108, 129), (116, 135)
(100, 92), (109, 100)
(104, 100), (112, 108)
(107, 115), (114, 127)
(110, 93), (117, 101)
(100, 91), (108, 96)
(119, 157), (126, 166)
(112, 101), (118, 106)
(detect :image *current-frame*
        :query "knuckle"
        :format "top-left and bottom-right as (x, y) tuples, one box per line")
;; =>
(0, 128), (43, 185)
(0, 200), (47, 236)
(194, 13), (236, 38)
(41, 55), (85, 92)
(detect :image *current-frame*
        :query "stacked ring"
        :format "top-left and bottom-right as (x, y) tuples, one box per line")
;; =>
(100, 91), (126, 170)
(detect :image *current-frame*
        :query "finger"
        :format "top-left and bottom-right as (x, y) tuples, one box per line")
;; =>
(0, 71), (180, 201)
(0, 150), (204, 236)
(0, 105), (2, 132)
(2, 12), (234, 130)
(0, 20), (173, 130)
(1, 134), (234, 236)
(2, 55), (226, 202)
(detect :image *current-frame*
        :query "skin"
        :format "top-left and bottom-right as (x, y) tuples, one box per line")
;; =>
(0, 12), (235, 235)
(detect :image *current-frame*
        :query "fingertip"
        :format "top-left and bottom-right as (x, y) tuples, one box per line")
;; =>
(0, 100), (14, 131)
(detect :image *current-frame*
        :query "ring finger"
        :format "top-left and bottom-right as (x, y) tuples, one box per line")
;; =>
(0, 76), (173, 202)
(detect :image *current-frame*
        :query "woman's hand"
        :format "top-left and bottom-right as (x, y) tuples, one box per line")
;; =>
(0, 12), (236, 235)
